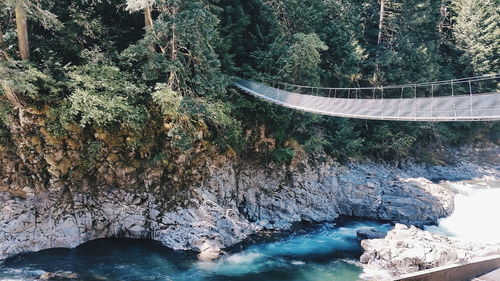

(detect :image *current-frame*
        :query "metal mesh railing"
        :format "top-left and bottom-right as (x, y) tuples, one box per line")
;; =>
(235, 74), (500, 121)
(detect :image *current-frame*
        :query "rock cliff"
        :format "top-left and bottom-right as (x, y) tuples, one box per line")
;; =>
(3, 146), (498, 260)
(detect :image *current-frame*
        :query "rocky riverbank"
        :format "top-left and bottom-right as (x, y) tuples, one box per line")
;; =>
(360, 224), (500, 280)
(1, 145), (498, 261)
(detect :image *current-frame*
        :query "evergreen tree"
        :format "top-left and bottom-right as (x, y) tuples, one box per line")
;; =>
(124, 0), (228, 98)
(452, 0), (500, 74)
(0, 0), (496, 161)
(281, 33), (328, 85)
(369, 0), (445, 85)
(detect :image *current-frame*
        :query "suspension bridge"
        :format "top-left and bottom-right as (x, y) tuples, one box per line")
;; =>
(235, 74), (500, 121)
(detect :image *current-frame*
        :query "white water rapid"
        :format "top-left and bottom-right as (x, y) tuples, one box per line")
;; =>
(425, 177), (500, 244)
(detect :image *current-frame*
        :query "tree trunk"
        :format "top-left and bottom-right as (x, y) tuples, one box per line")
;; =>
(1, 10), (26, 127)
(0, 29), (19, 106)
(15, 4), (29, 60)
(377, 0), (386, 44)
(439, 0), (450, 34)
(167, 6), (178, 90)
(0, 29), (4, 50)
(167, 25), (177, 89)
(144, 5), (155, 52)
(145, 6), (153, 28)
(373, 0), (386, 85)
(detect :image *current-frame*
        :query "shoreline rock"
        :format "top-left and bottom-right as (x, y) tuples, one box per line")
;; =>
(357, 229), (387, 240)
(360, 224), (500, 280)
(1, 146), (498, 260)
(36, 271), (79, 281)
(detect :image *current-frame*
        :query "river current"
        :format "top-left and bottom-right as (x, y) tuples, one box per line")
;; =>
(0, 220), (391, 281)
(425, 177), (500, 243)
(0, 177), (498, 281)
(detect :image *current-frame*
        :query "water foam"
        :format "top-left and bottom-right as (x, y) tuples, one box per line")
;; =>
(200, 221), (392, 276)
(425, 179), (500, 244)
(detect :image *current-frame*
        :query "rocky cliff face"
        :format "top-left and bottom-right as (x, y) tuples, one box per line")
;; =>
(360, 224), (500, 280)
(1, 112), (498, 260)
(3, 145), (499, 261)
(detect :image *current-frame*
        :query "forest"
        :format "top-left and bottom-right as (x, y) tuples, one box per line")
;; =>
(0, 0), (499, 164)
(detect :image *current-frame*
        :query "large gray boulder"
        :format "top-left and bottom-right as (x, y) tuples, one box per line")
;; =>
(360, 224), (500, 280)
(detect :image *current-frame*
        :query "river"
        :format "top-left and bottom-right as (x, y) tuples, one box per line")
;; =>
(0, 220), (391, 281)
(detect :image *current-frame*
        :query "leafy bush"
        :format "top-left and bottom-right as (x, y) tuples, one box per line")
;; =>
(281, 33), (328, 85)
(365, 124), (417, 160)
(0, 60), (63, 104)
(0, 100), (10, 142)
(323, 119), (365, 160)
(271, 147), (295, 164)
(159, 96), (244, 152)
(80, 141), (102, 173)
(183, 97), (244, 151)
(65, 61), (148, 131)
(0, 98), (13, 126)
(152, 83), (183, 115)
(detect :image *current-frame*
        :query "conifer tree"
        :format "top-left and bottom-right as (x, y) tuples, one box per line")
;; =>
(452, 0), (500, 74)
(124, 0), (228, 104)
(281, 33), (328, 85)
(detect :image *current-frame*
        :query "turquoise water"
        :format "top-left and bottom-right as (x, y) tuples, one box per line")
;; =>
(0, 220), (392, 281)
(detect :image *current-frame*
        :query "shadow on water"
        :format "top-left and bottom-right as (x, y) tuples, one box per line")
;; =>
(2, 239), (198, 281)
(0, 219), (392, 281)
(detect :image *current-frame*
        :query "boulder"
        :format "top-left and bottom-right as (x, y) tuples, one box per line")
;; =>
(357, 229), (387, 240)
(36, 271), (79, 280)
(360, 224), (500, 280)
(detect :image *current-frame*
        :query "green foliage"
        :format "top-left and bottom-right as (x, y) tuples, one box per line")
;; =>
(166, 121), (198, 151)
(319, 0), (368, 86)
(371, 0), (445, 84)
(364, 124), (417, 160)
(452, 0), (500, 74)
(281, 33), (328, 85)
(323, 119), (365, 160)
(80, 141), (102, 173)
(45, 106), (72, 138)
(189, 98), (244, 151)
(65, 60), (148, 130)
(1, 0), (62, 30)
(122, 0), (229, 97)
(173, 97), (244, 151)
(0, 0), (497, 164)
(303, 133), (329, 154)
(0, 60), (63, 103)
(432, 122), (500, 145)
(0, 99), (13, 126)
(152, 83), (183, 115)
(271, 147), (295, 164)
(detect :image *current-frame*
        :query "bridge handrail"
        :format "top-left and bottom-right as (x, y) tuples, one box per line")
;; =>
(235, 78), (500, 121)
(255, 73), (500, 91)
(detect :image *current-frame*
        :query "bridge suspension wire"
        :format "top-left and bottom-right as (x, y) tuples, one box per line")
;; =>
(257, 73), (500, 91)
(234, 73), (500, 122)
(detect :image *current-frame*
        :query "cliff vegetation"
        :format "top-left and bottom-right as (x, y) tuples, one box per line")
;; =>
(0, 0), (499, 197)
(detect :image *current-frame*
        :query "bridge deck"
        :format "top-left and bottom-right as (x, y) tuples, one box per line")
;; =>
(235, 80), (500, 122)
